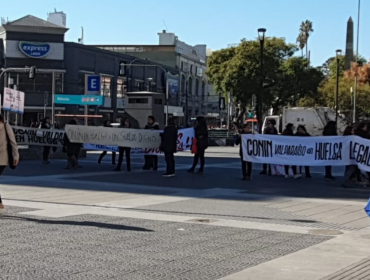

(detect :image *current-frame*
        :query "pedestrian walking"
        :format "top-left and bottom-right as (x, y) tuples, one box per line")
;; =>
(295, 125), (312, 178)
(160, 118), (178, 177)
(323, 121), (337, 180)
(41, 117), (52, 164)
(62, 119), (82, 169)
(98, 120), (116, 165)
(142, 116), (160, 171)
(235, 124), (252, 181)
(260, 119), (278, 175)
(188, 116), (208, 174)
(283, 123), (301, 179)
(0, 114), (19, 213)
(115, 118), (132, 172)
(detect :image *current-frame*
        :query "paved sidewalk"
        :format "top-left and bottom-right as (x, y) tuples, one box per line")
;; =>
(0, 147), (369, 279)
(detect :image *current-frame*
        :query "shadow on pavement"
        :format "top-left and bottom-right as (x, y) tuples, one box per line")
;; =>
(1, 216), (154, 232)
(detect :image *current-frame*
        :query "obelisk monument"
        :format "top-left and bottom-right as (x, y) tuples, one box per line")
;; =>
(345, 17), (354, 70)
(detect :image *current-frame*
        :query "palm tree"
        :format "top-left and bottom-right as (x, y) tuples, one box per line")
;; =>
(296, 33), (306, 57)
(299, 20), (314, 61)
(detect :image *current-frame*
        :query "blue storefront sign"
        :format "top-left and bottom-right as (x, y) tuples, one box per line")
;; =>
(19, 42), (51, 58)
(167, 73), (179, 97)
(54, 94), (103, 105)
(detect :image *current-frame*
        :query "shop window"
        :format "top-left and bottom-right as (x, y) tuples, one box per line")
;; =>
(17, 72), (52, 93)
(101, 76), (112, 97)
(154, 99), (162, 105)
(128, 98), (148, 104)
(117, 78), (128, 98)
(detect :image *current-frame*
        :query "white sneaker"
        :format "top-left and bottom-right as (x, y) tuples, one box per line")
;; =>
(294, 174), (302, 179)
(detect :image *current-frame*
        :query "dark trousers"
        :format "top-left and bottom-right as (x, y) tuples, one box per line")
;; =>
(191, 148), (205, 171)
(144, 155), (158, 169)
(98, 151), (116, 164)
(284, 165), (297, 175)
(43, 146), (51, 161)
(164, 152), (175, 174)
(241, 158), (252, 177)
(262, 164), (271, 174)
(0, 166), (6, 203)
(325, 166), (332, 177)
(117, 147), (131, 170)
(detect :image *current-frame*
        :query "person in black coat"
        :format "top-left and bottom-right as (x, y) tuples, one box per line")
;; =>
(323, 121), (337, 180)
(143, 116), (160, 171)
(41, 117), (52, 164)
(114, 118), (132, 172)
(63, 119), (82, 169)
(260, 119), (278, 175)
(282, 123), (301, 179)
(235, 124), (253, 181)
(98, 120), (116, 165)
(160, 118), (178, 177)
(295, 125), (311, 178)
(188, 116), (209, 174)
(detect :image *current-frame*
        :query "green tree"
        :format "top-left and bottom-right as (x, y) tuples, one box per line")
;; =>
(299, 20), (314, 60)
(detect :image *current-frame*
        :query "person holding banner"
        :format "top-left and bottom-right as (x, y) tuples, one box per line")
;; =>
(188, 117), (209, 174)
(98, 120), (116, 165)
(295, 125), (312, 178)
(0, 114), (19, 213)
(143, 116), (160, 171)
(63, 119), (82, 169)
(283, 123), (301, 179)
(160, 118), (178, 177)
(323, 121), (337, 180)
(114, 118), (132, 172)
(260, 119), (278, 175)
(235, 123), (252, 181)
(41, 117), (52, 164)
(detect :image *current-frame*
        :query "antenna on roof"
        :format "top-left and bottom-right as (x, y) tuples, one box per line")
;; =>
(78, 27), (84, 44)
(162, 19), (169, 32)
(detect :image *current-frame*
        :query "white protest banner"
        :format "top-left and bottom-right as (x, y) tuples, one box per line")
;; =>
(12, 126), (65, 147)
(242, 134), (370, 172)
(66, 125), (161, 149)
(84, 128), (195, 154)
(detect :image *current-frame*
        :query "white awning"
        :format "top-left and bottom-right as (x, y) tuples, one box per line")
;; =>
(164, 106), (184, 117)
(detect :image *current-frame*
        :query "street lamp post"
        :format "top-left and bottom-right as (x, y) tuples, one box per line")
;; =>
(335, 49), (342, 126)
(120, 63), (169, 126)
(257, 28), (266, 133)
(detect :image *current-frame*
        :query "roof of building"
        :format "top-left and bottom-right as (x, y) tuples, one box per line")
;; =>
(0, 15), (68, 33)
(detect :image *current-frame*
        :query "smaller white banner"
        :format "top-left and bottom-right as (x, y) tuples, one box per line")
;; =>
(3, 87), (25, 114)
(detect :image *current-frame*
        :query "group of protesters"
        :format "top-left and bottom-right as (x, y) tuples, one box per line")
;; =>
(236, 119), (370, 188)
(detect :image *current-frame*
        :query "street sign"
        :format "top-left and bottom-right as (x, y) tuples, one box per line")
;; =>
(86, 75), (101, 94)
(54, 94), (103, 105)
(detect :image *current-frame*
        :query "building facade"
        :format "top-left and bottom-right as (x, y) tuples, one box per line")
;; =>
(0, 15), (179, 128)
(93, 31), (219, 121)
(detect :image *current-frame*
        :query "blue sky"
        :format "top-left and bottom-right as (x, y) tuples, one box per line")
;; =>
(1, 0), (368, 67)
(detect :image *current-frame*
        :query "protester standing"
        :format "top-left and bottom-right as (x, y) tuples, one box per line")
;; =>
(62, 119), (81, 169)
(341, 126), (357, 188)
(355, 122), (370, 187)
(235, 124), (253, 181)
(260, 119), (278, 175)
(160, 118), (178, 177)
(282, 123), (301, 179)
(98, 120), (116, 165)
(295, 125), (312, 178)
(188, 116), (208, 174)
(115, 118), (132, 172)
(41, 117), (52, 164)
(143, 116), (160, 171)
(323, 121), (337, 180)
(0, 115), (19, 213)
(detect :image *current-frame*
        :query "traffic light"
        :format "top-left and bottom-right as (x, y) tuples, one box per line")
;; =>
(29, 66), (36, 79)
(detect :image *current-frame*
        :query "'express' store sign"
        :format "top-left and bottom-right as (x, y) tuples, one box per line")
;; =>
(19, 42), (51, 58)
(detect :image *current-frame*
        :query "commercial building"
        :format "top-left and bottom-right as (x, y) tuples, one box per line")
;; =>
(93, 31), (220, 121)
(0, 14), (179, 128)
